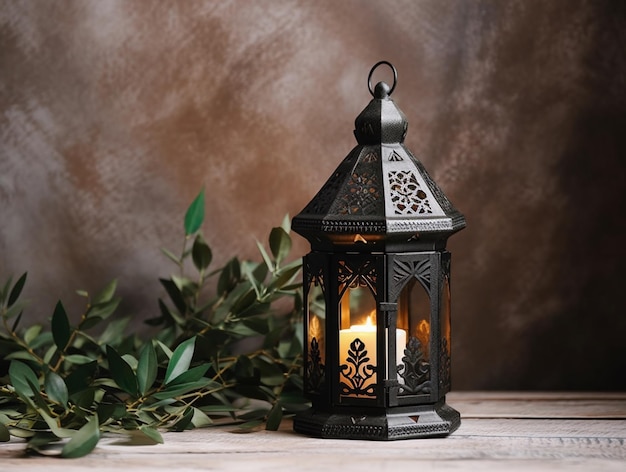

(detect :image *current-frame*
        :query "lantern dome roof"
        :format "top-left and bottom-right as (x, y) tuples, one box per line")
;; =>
(292, 63), (465, 250)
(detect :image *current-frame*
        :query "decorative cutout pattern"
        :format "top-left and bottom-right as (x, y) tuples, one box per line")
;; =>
(388, 170), (433, 215)
(307, 337), (325, 392)
(362, 151), (378, 163)
(305, 260), (326, 393)
(338, 170), (381, 215)
(300, 148), (361, 215)
(338, 260), (377, 296)
(439, 337), (451, 393)
(340, 338), (377, 397)
(388, 150), (403, 161)
(398, 336), (431, 395)
(392, 259), (431, 292)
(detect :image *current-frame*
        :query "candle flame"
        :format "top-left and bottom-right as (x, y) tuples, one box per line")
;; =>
(415, 320), (431, 357)
(417, 320), (430, 338)
(310, 314), (321, 339)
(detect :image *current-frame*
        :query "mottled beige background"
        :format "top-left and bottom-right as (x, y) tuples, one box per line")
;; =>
(1, 1), (625, 390)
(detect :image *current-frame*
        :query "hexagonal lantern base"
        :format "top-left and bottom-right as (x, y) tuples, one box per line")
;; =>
(293, 400), (460, 440)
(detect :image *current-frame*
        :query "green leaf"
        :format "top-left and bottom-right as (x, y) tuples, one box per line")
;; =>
(42, 345), (57, 365)
(268, 264), (302, 292)
(61, 415), (100, 458)
(51, 301), (71, 350)
(234, 355), (256, 382)
(269, 227), (292, 265)
(169, 406), (194, 432)
(25, 432), (63, 455)
(164, 337), (196, 384)
(231, 288), (257, 316)
(172, 275), (196, 295)
(3, 299), (28, 320)
(106, 345), (139, 397)
(167, 363), (209, 386)
(253, 357), (285, 386)
(7, 428), (35, 439)
(11, 311), (22, 332)
(86, 297), (121, 321)
(79, 317), (101, 331)
(265, 403), (283, 431)
(24, 375), (53, 415)
(0, 422), (10, 442)
(92, 279), (117, 305)
(64, 354), (96, 364)
(160, 279), (187, 316)
(4, 350), (40, 363)
(157, 298), (185, 325)
(138, 426), (163, 444)
(155, 340), (173, 359)
(217, 258), (241, 295)
(0, 275), (12, 304)
(184, 188), (205, 235)
(212, 283), (248, 323)
(98, 317), (130, 345)
(137, 342), (158, 396)
(121, 354), (138, 370)
(71, 388), (96, 410)
(65, 361), (98, 395)
(192, 233), (212, 272)
(44, 371), (69, 406)
(139, 397), (177, 410)
(256, 240), (275, 273)
(280, 214), (291, 234)
(7, 272), (27, 307)
(278, 337), (302, 359)
(23, 324), (42, 345)
(251, 261), (269, 285)
(9, 360), (39, 397)
(191, 407), (213, 428)
(151, 379), (212, 400)
(97, 402), (126, 422)
(35, 409), (74, 438)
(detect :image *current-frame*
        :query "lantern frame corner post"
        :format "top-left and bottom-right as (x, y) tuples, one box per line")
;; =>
(301, 252), (331, 408)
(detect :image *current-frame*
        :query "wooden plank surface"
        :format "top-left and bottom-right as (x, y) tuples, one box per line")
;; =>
(2, 392), (625, 471)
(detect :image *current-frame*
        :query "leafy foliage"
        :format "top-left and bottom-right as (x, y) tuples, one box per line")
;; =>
(0, 190), (306, 457)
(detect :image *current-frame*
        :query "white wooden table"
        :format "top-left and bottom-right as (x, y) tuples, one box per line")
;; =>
(2, 392), (625, 471)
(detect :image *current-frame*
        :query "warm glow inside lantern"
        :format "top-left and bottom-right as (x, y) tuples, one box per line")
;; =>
(292, 62), (466, 440)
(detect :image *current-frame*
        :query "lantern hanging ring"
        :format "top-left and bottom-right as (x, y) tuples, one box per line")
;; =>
(368, 60), (397, 96)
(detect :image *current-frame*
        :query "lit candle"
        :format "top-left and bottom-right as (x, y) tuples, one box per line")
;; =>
(340, 317), (377, 395)
(339, 316), (407, 396)
(395, 327), (407, 371)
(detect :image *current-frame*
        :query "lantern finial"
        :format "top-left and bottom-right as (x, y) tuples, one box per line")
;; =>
(373, 81), (391, 99)
(354, 61), (408, 145)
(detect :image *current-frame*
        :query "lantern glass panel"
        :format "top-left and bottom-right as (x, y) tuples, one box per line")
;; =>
(306, 280), (326, 393)
(398, 278), (431, 361)
(338, 279), (378, 399)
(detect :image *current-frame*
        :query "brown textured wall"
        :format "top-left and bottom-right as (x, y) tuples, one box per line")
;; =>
(1, 1), (625, 390)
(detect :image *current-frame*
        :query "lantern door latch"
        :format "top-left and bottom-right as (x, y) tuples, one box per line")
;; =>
(379, 302), (398, 327)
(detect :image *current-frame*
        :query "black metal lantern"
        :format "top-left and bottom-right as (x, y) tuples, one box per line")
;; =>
(292, 62), (466, 440)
